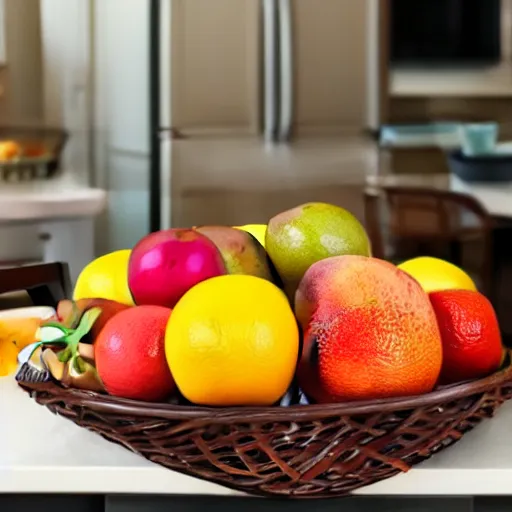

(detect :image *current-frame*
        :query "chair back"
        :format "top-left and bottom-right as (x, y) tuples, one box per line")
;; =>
(0, 262), (71, 308)
(364, 186), (494, 296)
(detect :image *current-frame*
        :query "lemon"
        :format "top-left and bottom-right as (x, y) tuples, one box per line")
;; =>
(397, 256), (477, 293)
(73, 250), (135, 306)
(234, 224), (267, 248)
(165, 275), (299, 406)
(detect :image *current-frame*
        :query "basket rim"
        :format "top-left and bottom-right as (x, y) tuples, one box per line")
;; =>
(18, 350), (512, 424)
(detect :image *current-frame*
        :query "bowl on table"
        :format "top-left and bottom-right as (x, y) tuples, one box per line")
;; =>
(448, 149), (512, 183)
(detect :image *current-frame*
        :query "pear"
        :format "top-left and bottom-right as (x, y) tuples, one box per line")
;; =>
(266, 202), (371, 299)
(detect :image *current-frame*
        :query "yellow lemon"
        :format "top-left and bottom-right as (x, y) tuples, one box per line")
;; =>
(165, 275), (299, 406)
(397, 256), (477, 293)
(73, 250), (135, 306)
(234, 224), (267, 248)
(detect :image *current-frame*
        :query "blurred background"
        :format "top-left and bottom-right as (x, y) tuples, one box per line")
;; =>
(2, 0), (512, 337)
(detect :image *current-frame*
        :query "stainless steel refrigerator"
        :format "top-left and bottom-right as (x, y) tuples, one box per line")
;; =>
(151, 0), (377, 231)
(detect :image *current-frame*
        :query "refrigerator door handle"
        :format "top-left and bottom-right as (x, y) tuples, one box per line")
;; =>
(277, 0), (293, 142)
(262, 0), (279, 142)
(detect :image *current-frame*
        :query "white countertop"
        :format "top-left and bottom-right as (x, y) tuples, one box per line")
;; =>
(367, 173), (512, 219)
(0, 174), (107, 222)
(2, 377), (512, 497)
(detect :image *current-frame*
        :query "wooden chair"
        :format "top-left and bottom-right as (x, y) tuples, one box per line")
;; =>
(364, 186), (495, 299)
(0, 262), (71, 309)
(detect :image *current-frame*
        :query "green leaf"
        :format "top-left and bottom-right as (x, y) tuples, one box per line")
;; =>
(18, 307), (103, 370)
(72, 355), (87, 374)
(74, 307), (102, 339)
(58, 347), (72, 363)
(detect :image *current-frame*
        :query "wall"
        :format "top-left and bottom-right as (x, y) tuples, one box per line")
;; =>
(93, 0), (150, 252)
(40, 0), (92, 177)
(33, 0), (150, 256)
(0, 0), (44, 263)
(2, 0), (43, 124)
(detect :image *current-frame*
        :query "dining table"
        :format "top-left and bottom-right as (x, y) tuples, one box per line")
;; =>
(2, 372), (512, 512)
(3, 174), (512, 511)
(365, 172), (512, 220)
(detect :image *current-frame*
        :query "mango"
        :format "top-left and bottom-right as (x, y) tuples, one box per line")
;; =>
(266, 202), (371, 299)
(295, 255), (442, 403)
(195, 226), (275, 282)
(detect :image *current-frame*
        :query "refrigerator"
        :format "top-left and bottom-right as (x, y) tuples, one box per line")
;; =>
(150, 0), (376, 232)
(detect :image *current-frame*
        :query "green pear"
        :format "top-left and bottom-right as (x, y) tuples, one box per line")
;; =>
(266, 202), (371, 299)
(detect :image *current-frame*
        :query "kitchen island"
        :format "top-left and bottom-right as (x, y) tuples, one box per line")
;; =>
(2, 377), (512, 511)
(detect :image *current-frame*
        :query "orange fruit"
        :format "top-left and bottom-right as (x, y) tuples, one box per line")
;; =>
(0, 140), (21, 160)
(430, 289), (503, 384)
(95, 306), (175, 402)
(295, 256), (443, 403)
(165, 275), (299, 406)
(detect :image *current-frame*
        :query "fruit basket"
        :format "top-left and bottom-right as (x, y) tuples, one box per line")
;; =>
(0, 126), (68, 181)
(17, 355), (512, 498)
(7, 199), (512, 499)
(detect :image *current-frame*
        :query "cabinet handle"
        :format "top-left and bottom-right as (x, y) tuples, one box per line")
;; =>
(158, 127), (187, 140)
(277, 0), (293, 142)
(262, 0), (279, 142)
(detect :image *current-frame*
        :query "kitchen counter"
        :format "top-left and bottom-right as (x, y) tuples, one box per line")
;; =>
(0, 174), (106, 222)
(0, 175), (107, 283)
(2, 376), (512, 498)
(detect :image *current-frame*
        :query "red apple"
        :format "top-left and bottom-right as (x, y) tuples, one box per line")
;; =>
(128, 228), (227, 308)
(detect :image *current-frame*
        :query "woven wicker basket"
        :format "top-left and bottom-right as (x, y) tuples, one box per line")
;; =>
(17, 356), (512, 499)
